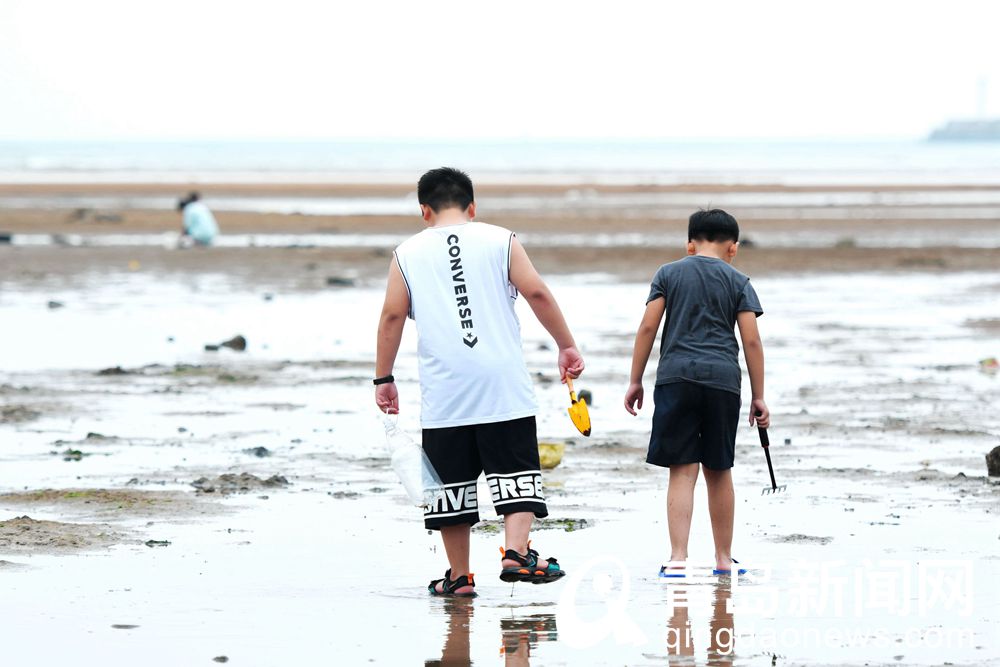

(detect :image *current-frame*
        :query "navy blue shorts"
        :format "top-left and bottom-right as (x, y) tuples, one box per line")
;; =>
(647, 381), (741, 470)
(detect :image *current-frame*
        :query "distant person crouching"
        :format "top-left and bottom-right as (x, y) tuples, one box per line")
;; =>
(177, 192), (219, 246)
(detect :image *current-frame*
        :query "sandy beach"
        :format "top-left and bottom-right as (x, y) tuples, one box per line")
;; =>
(4, 179), (1000, 282)
(2, 180), (999, 665)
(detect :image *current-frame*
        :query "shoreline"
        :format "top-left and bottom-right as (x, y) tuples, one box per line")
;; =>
(2, 179), (998, 250)
(3, 180), (1000, 197)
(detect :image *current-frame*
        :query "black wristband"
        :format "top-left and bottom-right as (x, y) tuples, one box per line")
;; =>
(373, 374), (395, 386)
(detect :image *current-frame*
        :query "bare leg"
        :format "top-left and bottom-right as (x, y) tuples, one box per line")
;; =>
(702, 466), (736, 571)
(501, 511), (551, 569)
(434, 523), (475, 594)
(667, 463), (700, 564)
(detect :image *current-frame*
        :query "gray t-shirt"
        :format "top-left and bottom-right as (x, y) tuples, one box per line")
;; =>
(646, 255), (763, 395)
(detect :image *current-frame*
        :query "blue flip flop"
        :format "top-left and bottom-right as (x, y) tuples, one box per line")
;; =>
(658, 565), (686, 578)
(713, 559), (747, 576)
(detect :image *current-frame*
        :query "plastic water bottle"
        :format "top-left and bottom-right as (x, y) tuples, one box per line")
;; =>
(382, 416), (444, 508)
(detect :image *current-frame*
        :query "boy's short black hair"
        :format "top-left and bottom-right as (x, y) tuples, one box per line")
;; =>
(688, 208), (740, 243)
(418, 167), (474, 213)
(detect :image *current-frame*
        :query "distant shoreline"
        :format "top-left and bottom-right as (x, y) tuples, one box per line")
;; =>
(3, 180), (1000, 195)
(3, 172), (1000, 188)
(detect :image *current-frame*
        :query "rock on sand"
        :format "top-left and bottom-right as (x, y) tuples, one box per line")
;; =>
(191, 473), (289, 494)
(987, 445), (1000, 477)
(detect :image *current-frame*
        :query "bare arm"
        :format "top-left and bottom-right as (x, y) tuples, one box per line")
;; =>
(736, 310), (769, 427)
(508, 236), (584, 381)
(374, 258), (410, 414)
(624, 297), (665, 415)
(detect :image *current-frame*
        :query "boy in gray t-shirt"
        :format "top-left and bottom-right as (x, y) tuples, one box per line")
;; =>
(624, 208), (769, 577)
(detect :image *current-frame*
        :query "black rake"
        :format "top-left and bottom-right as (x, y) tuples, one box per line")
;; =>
(757, 419), (787, 496)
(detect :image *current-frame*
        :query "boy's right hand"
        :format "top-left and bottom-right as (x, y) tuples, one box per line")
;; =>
(624, 382), (644, 416)
(375, 382), (399, 415)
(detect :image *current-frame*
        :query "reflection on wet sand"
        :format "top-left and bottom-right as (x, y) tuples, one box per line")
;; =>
(666, 581), (735, 665)
(500, 613), (558, 667)
(426, 598), (475, 667)
(426, 598), (557, 667)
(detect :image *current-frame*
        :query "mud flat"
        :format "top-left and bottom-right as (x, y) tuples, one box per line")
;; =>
(0, 488), (215, 519)
(1, 186), (999, 664)
(0, 515), (125, 553)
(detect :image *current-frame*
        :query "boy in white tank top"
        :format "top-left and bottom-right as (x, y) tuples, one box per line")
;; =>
(375, 168), (585, 597)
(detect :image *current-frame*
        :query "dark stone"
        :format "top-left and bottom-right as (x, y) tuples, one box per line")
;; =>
(243, 446), (271, 458)
(325, 276), (356, 287)
(987, 445), (1000, 477)
(47, 300), (64, 309)
(97, 366), (129, 376)
(220, 335), (247, 352)
(204, 344), (220, 352)
(578, 389), (592, 405)
(0, 232), (12, 244)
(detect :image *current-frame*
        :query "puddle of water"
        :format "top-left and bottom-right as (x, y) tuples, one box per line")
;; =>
(1, 487), (996, 666)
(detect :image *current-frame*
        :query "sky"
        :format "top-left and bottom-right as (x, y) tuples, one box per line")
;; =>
(1, 0), (998, 141)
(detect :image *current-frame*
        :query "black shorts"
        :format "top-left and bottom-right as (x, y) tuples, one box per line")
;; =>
(422, 416), (548, 530)
(647, 381), (741, 470)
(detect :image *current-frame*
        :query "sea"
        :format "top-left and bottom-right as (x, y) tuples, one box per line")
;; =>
(1, 139), (1000, 186)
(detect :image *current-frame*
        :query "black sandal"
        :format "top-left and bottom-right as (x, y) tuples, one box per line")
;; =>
(428, 568), (477, 597)
(499, 546), (565, 584)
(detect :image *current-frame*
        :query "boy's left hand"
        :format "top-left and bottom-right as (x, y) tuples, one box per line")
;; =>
(624, 382), (644, 415)
(558, 346), (585, 382)
(748, 398), (769, 428)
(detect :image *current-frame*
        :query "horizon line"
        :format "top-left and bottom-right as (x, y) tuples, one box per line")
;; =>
(0, 135), (930, 145)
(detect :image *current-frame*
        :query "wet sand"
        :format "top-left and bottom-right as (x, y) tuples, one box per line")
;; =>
(2, 183), (999, 665)
(5, 243), (1000, 292)
(4, 178), (1000, 284)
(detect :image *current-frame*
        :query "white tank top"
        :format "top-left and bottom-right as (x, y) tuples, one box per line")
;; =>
(394, 222), (538, 428)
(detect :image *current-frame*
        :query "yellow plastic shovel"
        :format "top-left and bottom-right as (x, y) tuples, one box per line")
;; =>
(566, 377), (591, 437)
